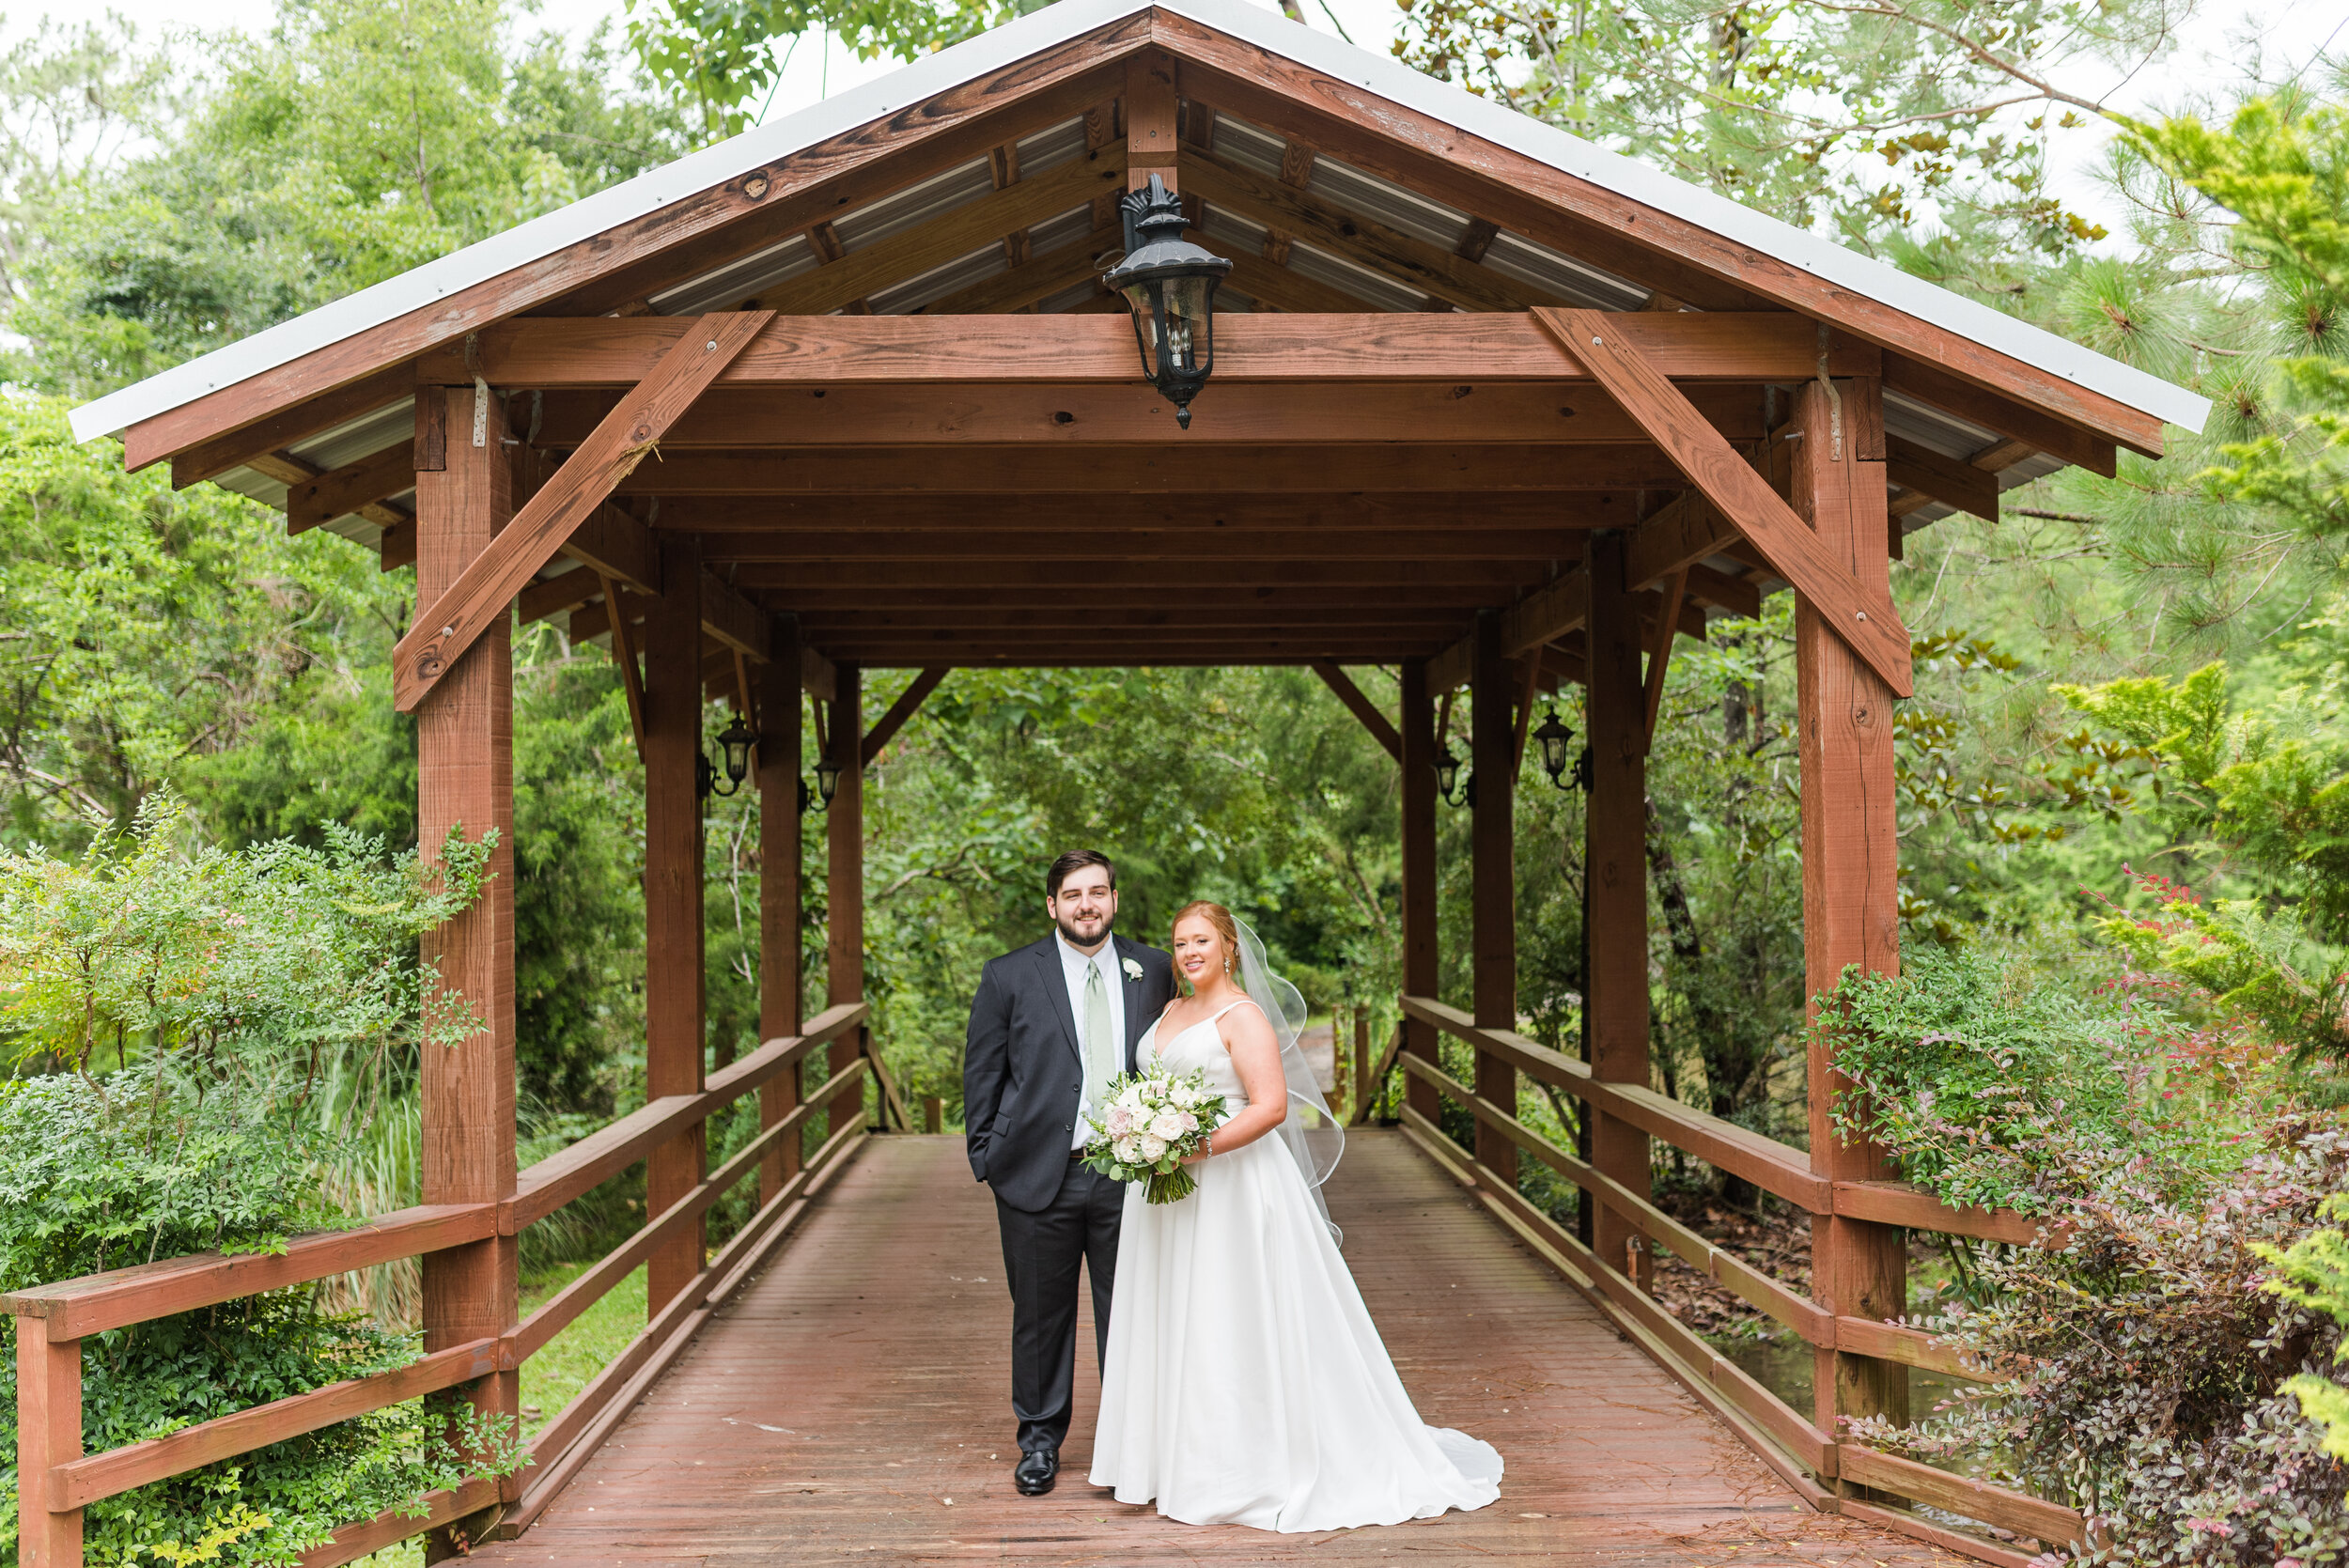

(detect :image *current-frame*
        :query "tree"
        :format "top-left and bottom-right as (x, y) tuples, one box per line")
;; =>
(1388, 0), (2195, 258)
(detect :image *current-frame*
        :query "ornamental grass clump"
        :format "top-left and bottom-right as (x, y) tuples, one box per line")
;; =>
(0, 800), (524, 1567)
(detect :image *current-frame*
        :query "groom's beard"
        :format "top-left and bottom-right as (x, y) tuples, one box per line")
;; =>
(1053, 910), (1112, 950)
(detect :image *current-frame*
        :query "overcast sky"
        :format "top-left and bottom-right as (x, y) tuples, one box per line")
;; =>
(31, 0), (2349, 237)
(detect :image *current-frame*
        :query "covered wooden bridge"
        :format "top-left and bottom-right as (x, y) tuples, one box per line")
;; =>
(18, 1), (2203, 1563)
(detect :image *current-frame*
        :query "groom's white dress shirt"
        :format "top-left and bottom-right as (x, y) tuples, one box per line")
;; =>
(1056, 932), (1127, 1151)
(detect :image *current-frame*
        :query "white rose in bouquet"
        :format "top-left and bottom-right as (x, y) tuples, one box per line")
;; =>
(1078, 1064), (1230, 1204)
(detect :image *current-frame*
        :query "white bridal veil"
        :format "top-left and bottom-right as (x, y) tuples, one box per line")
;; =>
(1229, 916), (1346, 1244)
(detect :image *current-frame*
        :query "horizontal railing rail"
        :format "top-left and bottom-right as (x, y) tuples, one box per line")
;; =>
(1398, 994), (2077, 1568)
(8, 1001), (873, 1568)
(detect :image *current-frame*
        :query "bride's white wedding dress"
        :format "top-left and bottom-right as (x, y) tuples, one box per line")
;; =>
(1089, 1000), (1503, 1531)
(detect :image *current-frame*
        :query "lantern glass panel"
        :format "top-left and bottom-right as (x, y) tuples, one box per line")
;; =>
(1161, 273), (1215, 374)
(1123, 280), (1160, 377)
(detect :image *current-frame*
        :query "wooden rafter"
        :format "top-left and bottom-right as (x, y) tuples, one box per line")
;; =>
(1184, 152), (1558, 314)
(915, 223), (1118, 316)
(1886, 434), (2000, 522)
(1164, 43), (2162, 458)
(752, 147), (1128, 317)
(287, 442), (414, 534)
(392, 311), (771, 713)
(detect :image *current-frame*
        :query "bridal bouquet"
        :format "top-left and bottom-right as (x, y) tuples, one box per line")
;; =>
(1081, 1067), (1228, 1204)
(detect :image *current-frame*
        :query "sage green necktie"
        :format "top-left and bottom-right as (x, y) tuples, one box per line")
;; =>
(1083, 957), (1116, 1108)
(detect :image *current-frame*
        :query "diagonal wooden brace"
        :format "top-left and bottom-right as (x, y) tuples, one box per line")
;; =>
(393, 311), (772, 712)
(1536, 308), (1912, 698)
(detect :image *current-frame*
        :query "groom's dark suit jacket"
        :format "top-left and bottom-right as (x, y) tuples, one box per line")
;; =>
(964, 932), (1175, 1212)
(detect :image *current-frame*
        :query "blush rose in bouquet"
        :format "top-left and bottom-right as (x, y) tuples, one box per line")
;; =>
(1080, 1065), (1228, 1203)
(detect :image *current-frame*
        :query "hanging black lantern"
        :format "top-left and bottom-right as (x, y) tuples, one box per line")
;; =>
(697, 714), (756, 800)
(812, 753), (843, 810)
(1101, 174), (1231, 429)
(1434, 744), (1468, 807)
(1533, 708), (1577, 791)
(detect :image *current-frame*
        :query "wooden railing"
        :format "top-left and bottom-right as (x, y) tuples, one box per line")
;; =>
(7, 1002), (876, 1568)
(1394, 995), (2080, 1568)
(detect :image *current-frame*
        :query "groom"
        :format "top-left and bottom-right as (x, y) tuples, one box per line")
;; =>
(963, 849), (1174, 1497)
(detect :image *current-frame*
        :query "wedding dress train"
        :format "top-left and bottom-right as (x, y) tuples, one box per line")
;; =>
(1089, 1001), (1503, 1531)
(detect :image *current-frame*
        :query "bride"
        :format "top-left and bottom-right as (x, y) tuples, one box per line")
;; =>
(1089, 900), (1503, 1530)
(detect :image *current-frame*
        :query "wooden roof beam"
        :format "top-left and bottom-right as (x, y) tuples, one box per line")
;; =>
(695, 530), (1592, 563)
(420, 312), (1878, 389)
(529, 380), (1768, 448)
(649, 491), (1624, 530)
(795, 606), (1470, 633)
(606, 443), (1684, 495)
(729, 559), (1539, 589)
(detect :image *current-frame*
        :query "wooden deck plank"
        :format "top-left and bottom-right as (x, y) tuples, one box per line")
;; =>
(471, 1133), (1968, 1564)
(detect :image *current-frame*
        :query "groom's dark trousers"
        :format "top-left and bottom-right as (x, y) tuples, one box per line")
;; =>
(965, 932), (1173, 1456)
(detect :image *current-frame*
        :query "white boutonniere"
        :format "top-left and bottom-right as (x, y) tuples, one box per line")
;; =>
(1121, 957), (1144, 982)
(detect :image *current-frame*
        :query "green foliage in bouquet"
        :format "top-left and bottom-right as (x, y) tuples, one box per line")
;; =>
(1079, 1066), (1228, 1205)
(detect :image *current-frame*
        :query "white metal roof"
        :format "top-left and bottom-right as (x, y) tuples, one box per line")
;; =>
(69, 0), (2210, 445)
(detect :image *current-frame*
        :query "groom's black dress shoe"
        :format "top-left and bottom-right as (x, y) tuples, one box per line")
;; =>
(1014, 1449), (1059, 1496)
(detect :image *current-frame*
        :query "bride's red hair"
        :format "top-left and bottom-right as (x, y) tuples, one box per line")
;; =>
(1171, 900), (1243, 985)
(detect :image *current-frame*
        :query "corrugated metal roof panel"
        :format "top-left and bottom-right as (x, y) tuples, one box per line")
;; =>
(653, 232), (817, 315)
(1206, 112), (1284, 179)
(1304, 155), (1469, 250)
(833, 156), (994, 252)
(1477, 231), (1645, 311)
(1286, 240), (1425, 312)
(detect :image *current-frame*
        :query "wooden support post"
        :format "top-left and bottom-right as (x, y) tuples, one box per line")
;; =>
(827, 664), (867, 1138)
(1352, 1011), (1372, 1122)
(1126, 50), (1179, 194)
(1792, 376), (1908, 1443)
(1398, 659), (1441, 1127)
(925, 1094), (945, 1135)
(412, 385), (520, 1555)
(1470, 613), (1519, 1188)
(757, 616), (805, 1206)
(16, 1318), (82, 1567)
(1585, 531), (1654, 1291)
(644, 536), (706, 1318)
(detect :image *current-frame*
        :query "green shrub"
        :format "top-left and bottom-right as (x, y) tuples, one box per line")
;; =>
(0, 802), (522, 1566)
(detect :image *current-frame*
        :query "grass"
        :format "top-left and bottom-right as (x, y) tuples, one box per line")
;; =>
(518, 1259), (648, 1436)
(348, 1260), (647, 1567)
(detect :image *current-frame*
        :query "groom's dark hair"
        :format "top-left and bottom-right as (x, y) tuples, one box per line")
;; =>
(1046, 849), (1116, 899)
